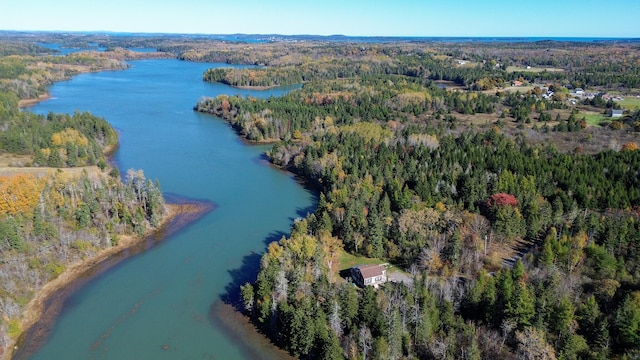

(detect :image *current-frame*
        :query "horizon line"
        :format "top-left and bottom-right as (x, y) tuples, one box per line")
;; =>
(0, 29), (638, 40)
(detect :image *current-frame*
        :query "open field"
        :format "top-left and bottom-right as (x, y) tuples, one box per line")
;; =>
(619, 96), (640, 110)
(0, 154), (104, 178)
(0, 166), (103, 178)
(455, 60), (480, 68)
(484, 85), (539, 95)
(506, 66), (565, 73)
(581, 113), (611, 127)
(0, 153), (31, 167)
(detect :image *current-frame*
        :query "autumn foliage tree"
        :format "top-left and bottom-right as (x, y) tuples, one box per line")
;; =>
(0, 174), (45, 216)
(486, 193), (525, 239)
(487, 192), (519, 208)
(622, 142), (638, 151)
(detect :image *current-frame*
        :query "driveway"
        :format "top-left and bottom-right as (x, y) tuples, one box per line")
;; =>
(387, 270), (413, 285)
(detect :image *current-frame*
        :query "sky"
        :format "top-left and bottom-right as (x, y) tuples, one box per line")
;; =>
(1, 0), (639, 38)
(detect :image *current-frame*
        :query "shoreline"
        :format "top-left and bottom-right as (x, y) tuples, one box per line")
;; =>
(7, 200), (214, 360)
(18, 94), (51, 108)
(233, 84), (280, 90)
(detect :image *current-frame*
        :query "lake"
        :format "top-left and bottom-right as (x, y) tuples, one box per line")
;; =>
(20, 59), (314, 359)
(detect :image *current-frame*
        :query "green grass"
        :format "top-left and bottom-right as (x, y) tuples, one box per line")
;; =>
(581, 113), (611, 127)
(337, 250), (384, 271)
(620, 97), (640, 110)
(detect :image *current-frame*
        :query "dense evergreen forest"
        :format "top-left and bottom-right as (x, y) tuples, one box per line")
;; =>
(0, 44), (167, 355)
(197, 40), (640, 359)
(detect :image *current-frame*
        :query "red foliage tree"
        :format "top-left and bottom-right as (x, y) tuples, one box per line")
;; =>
(487, 193), (519, 208)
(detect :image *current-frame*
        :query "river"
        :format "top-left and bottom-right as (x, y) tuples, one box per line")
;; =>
(22, 59), (315, 359)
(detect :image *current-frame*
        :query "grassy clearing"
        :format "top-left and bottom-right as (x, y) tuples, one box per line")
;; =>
(494, 85), (536, 94)
(337, 250), (383, 271)
(0, 154), (31, 167)
(506, 66), (565, 73)
(0, 165), (104, 179)
(620, 97), (640, 110)
(581, 113), (611, 127)
(0, 154), (105, 178)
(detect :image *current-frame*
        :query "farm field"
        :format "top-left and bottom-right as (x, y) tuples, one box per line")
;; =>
(506, 65), (565, 73)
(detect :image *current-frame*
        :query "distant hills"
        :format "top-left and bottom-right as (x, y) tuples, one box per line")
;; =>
(0, 30), (638, 44)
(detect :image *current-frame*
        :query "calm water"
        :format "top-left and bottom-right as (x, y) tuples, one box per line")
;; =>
(24, 59), (314, 359)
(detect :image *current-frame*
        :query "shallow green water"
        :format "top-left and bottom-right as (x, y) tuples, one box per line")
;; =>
(24, 59), (314, 359)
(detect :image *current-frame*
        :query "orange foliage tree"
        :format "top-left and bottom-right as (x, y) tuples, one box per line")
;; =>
(622, 142), (638, 151)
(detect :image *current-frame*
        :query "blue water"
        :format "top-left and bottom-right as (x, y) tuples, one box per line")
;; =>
(23, 59), (314, 359)
(38, 43), (107, 55)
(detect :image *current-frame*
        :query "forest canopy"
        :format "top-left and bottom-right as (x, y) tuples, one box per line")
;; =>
(196, 39), (640, 359)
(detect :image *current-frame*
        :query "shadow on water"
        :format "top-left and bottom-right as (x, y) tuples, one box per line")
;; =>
(220, 230), (287, 309)
(12, 195), (214, 360)
(296, 202), (318, 219)
(220, 188), (319, 310)
(209, 230), (297, 360)
(254, 152), (272, 167)
(208, 168), (318, 360)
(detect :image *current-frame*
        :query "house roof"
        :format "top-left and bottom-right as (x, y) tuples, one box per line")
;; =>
(355, 264), (385, 279)
(611, 109), (624, 114)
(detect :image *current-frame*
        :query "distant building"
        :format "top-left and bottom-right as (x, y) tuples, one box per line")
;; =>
(610, 109), (624, 118)
(351, 264), (387, 288)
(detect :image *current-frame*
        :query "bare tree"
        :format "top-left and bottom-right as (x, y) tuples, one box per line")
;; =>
(358, 325), (372, 360)
(515, 327), (557, 360)
(329, 300), (343, 337)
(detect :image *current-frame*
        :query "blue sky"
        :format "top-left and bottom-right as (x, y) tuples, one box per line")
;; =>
(1, 0), (638, 37)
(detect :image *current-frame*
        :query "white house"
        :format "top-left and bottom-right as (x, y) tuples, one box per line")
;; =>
(351, 264), (387, 288)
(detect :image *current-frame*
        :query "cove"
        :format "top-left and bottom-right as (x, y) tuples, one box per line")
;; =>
(20, 59), (315, 359)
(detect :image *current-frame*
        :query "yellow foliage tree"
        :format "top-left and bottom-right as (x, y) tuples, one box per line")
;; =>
(320, 231), (343, 271)
(341, 122), (392, 143)
(51, 128), (89, 147)
(282, 233), (317, 261)
(0, 174), (45, 216)
(267, 241), (284, 261)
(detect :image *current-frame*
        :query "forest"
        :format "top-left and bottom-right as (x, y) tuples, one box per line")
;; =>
(0, 91), (118, 168)
(196, 40), (640, 359)
(1, 32), (639, 359)
(0, 43), (167, 355)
